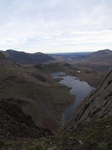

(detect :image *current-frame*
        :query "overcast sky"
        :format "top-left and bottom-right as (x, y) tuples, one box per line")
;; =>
(0, 0), (112, 53)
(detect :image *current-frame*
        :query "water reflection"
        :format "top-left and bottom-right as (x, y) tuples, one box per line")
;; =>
(51, 72), (95, 124)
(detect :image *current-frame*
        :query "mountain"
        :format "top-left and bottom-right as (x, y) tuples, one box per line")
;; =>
(69, 49), (112, 87)
(51, 49), (112, 64)
(51, 52), (92, 61)
(2, 49), (55, 64)
(81, 49), (112, 64)
(0, 52), (75, 133)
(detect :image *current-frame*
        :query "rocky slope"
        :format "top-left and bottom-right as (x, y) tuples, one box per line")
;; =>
(0, 98), (53, 139)
(65, 70), (112, 130)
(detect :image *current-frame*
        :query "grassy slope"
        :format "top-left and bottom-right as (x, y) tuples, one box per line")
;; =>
(0, 57), (106, 133)
(0, 60), (75, 132)
(1, 116), (112, 150)
(0, 58), (104, 132)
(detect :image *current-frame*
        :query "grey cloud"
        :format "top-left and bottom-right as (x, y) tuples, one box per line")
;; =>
(0, 0), (112, 53)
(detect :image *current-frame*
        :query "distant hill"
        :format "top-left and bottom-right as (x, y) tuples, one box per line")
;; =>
(50, 49), (112, 68)
(51, 49), (112, 64)
(72, 49), (112, 77)
(50, 52), (92, 62)
(51, 52), (92, 60)
(79, 49), (112, 64)
(2, 49), (55, 64)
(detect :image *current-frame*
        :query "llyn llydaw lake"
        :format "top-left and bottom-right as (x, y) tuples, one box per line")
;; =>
(51, 72), (95, 124)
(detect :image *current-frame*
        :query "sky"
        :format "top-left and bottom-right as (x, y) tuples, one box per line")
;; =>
(0, 0), (112, 53)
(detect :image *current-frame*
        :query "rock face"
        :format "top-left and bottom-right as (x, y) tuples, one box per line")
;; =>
(66, 70), (112, 130)
(0, 99), (53, 139)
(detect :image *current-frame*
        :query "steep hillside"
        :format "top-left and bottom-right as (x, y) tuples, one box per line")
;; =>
(0, 53), (75, 132)
(65, 70), (112, 130)
(0, 98), (52, 139)
(2, 49), (55, 64)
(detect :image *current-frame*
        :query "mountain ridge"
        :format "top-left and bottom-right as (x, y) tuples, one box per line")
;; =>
(77, 49), (112, 64)
(2, 49), (55, 64)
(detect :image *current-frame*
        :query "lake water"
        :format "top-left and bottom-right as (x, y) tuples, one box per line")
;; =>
(51, 72), (95, 125)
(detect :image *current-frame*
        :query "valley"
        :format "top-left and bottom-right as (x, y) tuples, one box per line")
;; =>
(0, 49), (112, 149)
(0, 53), (76, 132)
(52, 72), (95, 125)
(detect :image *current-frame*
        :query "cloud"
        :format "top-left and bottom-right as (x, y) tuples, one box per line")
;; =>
(0, 0), (112, 53)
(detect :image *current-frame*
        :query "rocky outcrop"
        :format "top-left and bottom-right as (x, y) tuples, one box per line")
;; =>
(65, 70), (112, 130)
(0, 99), (53, 139)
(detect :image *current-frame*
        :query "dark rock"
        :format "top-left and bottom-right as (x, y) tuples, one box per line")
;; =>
(0, 99), (53, 139)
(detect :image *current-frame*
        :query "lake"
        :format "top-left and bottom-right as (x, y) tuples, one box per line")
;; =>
(51, 72), (95, 125)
